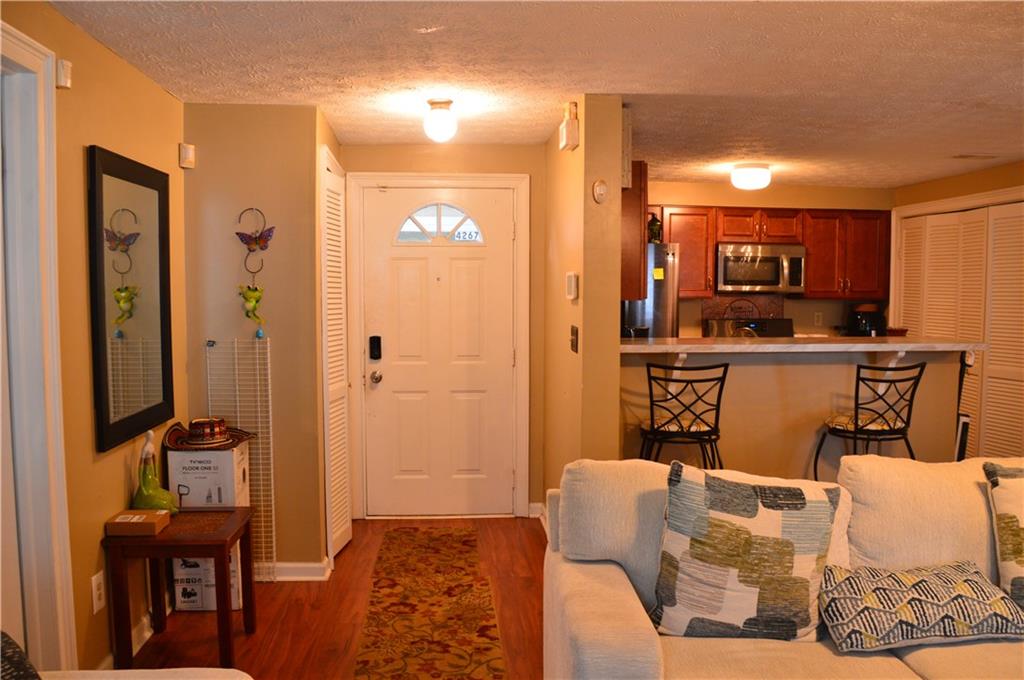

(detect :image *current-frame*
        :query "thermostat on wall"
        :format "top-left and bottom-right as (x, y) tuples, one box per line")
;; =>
(565, 271), (579, 300)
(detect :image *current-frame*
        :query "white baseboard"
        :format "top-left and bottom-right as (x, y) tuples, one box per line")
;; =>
(528, 502), (544, 518)
(275, 558), (332, 581)
(95, 609), (155, 670)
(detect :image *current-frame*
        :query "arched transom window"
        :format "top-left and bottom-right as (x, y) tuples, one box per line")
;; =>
(397, 203), (484, 244)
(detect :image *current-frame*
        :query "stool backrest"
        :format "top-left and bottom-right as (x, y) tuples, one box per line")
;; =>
(646, 362), (729, 434)
(854, 362), (927, 433)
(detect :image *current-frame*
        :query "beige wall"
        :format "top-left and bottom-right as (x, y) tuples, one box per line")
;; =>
(1, 2), (187, 668)
(340, 144), (548, 503)
(579, 95), (623, 459)
(649, 180), (893, 210)
(542, 95), (624, 492)
(892, 160), (1024, 206)
(542, 112), (586, 494)
(184, 104), (324, 562)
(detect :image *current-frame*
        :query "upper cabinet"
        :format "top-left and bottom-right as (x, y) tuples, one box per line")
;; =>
(716, 207), (802, 243)
(621, 161), (648, 300)
(662, 205), (715, 298)
(803, 209), (890, 299)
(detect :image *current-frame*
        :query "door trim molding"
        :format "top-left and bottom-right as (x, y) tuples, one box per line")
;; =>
(346, 173), (531, 518)
(1, 22), (78, 669)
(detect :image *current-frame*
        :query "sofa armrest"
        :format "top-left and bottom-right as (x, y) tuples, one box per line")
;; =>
(546, 488), (561, 552)
(544, 547), (663, 680)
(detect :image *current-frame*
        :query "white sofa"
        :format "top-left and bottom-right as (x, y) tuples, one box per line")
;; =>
(543, 456), (1024, 680)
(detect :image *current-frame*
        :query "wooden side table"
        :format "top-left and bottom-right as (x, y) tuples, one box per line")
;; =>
(101, 507), (256, 668)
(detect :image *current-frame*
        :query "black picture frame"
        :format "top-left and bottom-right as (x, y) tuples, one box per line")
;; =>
(88, 145), (174, 451)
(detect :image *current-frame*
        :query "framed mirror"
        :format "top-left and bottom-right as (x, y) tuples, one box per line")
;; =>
(88, 146), (174, 451)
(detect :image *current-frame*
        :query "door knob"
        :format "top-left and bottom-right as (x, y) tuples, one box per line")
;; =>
(370, 370), (383, 384)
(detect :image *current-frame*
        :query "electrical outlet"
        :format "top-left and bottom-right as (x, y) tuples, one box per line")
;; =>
(813, 312), (823, 327)
(91, 570), (106, 614)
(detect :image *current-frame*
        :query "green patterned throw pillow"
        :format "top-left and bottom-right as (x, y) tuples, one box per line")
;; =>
(984, 462), (1024, 608)
(651, 461), (842, 641)
(819, 561), (1024, 652)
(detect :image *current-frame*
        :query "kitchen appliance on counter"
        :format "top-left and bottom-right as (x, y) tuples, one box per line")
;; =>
(622, 243), (679, 338)
(845, 303), (887, 336)
(703, 318), (795, 338)
(717, 243), (805, 294)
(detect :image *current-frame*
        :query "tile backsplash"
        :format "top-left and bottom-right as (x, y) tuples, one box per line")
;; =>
(678, 297), (847, 337)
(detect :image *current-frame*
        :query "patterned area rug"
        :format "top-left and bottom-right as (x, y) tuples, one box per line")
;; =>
(355, 527), (506, 679)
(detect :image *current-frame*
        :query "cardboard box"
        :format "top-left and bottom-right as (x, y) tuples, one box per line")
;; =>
(167, 441), (249, 509)
(167, 442), (250, 611)
(172, 543), (242, 610)
(105, 509), (171, 536)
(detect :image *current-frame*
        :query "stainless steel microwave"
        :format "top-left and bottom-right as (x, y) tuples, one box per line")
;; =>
(716, 243), (805, 293)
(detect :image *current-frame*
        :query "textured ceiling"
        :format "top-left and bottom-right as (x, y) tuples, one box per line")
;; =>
(53, 1), (1024, 187)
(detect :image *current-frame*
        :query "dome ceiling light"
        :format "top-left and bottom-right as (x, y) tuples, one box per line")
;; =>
(423, 99), (457, 143)
(731, 163), (772, 190)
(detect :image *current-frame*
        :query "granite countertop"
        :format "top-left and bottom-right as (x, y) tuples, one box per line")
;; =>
(620, 336), (987, 354)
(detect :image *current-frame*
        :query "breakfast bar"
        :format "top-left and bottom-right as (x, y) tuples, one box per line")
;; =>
(620, 337), (985, 480)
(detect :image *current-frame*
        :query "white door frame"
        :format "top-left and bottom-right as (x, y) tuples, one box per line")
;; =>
(346, 173), (530, 518)
(1, 22), (78, 669)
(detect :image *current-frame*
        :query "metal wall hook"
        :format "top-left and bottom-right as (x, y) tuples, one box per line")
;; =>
(243, 250), (264, 275)
(112, 252), (134, 276)
(237, 207), (267, 230)
(109, 208), (138, 229)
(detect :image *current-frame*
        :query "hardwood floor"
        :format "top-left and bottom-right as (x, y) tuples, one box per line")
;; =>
(131, 517), (548, 679)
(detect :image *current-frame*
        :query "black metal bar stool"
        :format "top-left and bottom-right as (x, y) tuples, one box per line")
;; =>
(813, 362), (926, 480)
(639, 362), (729, 468)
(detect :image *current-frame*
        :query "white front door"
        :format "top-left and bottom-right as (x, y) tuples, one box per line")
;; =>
(363, 186), (515, 515)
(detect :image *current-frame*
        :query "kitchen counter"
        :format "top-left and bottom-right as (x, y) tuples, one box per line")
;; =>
(619, 338), (977, 480)
(620, 336), (985, 354)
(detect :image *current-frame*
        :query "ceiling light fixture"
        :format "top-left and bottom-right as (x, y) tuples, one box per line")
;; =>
(731, 163), (772, 190)
(423, 99), (457, 143)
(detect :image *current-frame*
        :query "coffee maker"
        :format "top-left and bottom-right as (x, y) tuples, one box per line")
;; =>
(846, 303), (887, 337)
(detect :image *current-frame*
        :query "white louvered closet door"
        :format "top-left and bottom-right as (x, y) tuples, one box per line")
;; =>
(956, 208), (988, 456)
(981, 202), (1024, 457)
(320, 147), (351, 557)
(922, 212), (961, 339)
(898, 216), (926, 337)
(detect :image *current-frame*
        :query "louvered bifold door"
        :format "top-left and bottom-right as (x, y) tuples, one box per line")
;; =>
(981, 202), (1024, 457)
(956, 208), (988, 457)
(320, 151), (352, 557)
(898, 216), (926, 337)
(922, 213), (961, 340)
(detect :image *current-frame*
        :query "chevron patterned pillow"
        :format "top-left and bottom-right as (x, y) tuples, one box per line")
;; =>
(983, 462), (1024, 609)
(819, 561), (1024, 652)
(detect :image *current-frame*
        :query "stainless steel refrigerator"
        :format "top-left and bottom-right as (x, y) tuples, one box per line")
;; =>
(622, 243), (680, 338)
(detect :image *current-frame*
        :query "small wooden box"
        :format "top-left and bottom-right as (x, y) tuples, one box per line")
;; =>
(105, 509), (171, 536)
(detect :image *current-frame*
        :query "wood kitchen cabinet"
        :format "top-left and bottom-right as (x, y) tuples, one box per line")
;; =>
(716, 207), (802, 243)
(621, 161), (648, 300)
(661, 205), (715, 298)
(802, 209), (890, 299)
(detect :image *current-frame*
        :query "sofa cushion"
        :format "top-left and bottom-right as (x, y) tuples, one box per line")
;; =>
(661, 636), (918, 679)
(819, 561), (1024, 652)
(892, 639), (1024, 680)
(653, 461), (846, 641)
(558, 459), (671, 611)
(983, 461), (1024, 608)
(837, 455), (1014, 583)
